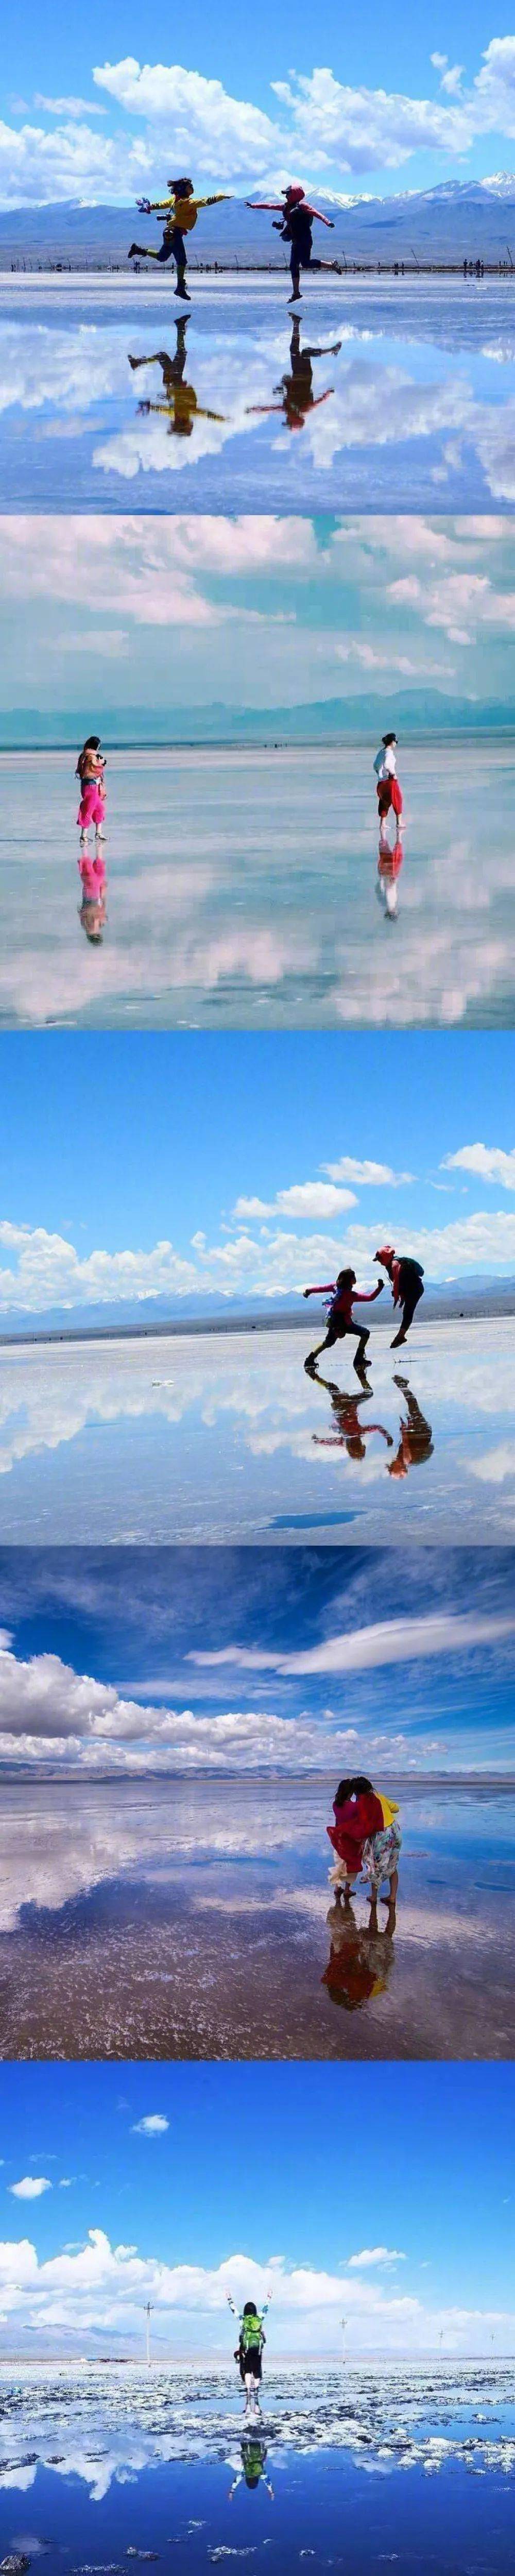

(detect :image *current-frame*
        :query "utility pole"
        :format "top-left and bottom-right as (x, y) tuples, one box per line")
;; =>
(340, 2315), (348, 2355)
(144, 2300), (154, 2366)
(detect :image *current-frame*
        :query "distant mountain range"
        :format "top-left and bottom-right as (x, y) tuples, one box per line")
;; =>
(0, 1278), (513, 1341)
(1, 697), (513, 750)
(2, 176), (515, 266)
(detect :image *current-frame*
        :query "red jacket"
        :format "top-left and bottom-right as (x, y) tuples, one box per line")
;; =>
(327, 1790), (385, 1871)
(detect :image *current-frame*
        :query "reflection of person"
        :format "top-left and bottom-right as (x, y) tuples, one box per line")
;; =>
(327, 1775), (401, 1899)
(377, 836), (403, 920)
(228, 2435), (274, 2500)
(128, 179), (231, 297)
(246, 315), (341, 430)
(78, 845), (107, 944)
(322, 1889), (397, 2011)
(303, 1267), (384, 1372)
(246, 184), (342, 302)
(311, 1373), (393, 1460)
(76, 735), (106, 850)
(373, 1245), (425, 1349)
(373, 734), (403, 846)
(388, 1376), (434, 1477)
(128, 321), (226, 436)
(227, 2294), (270, 2411)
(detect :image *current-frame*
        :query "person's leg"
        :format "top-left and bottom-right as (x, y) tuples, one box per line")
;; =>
(391, 1290), (418, 1349)
(305, 1327), (333, 1369)
(288, 248), (301, 302)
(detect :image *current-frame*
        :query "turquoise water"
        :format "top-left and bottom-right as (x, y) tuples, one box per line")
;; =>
(0, 2363), (512, 2571)
(0, 1778), (512, 2058)
(0, 1319), (511, 1544)
(1, 276), (515, 510)
(2, 744), (514, 1028)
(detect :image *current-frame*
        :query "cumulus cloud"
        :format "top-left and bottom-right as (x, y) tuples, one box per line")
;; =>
(0, 2228), (509, 2354)
(9, 2178), (52, 2200)
(348, 2247), (406, 2268)
(2, 40), (515, 206)
(131, 2116), (169, 2137)
(322, 1160), (414, 1188)
(232, 1183), (357, 1222)
(1, 1205), (515, 1320)
(443, 1145), (515, 1191)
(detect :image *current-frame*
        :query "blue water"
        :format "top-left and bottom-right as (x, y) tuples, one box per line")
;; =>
(1, 276), (515, 510)
(2, 744), (514, 1030)
(0, 2365), (512, 2572)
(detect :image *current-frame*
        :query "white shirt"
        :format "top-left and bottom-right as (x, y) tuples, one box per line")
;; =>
(373, 742), (397, 779)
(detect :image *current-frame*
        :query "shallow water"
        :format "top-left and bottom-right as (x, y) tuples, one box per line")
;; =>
(0, 1318), (512, 1544)
(2, 276), (515, 511)
(0, 2363), (512, 2570)
(2, 744), (514, 1029)
(0, 1778), (512, 2059)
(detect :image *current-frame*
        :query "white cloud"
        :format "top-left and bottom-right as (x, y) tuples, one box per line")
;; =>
(93, 57), (282, 180)
(190, 1611), (515, 1679)
(347, 2247), (406, 2268)
(0, 2228), (509, 2355)
(33, 95), (107, 120)
(131, 2116), (169, 2137)
(1, 1202), (515, 1319)
(322, 1160), (414, 1188)
(9, 2178), (52, 2201)
(443, 1145), (515, 1191)
(232, 1183), (357, 1222)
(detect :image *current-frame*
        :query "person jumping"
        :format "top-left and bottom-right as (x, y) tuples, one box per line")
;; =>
(246, 314), (341, 431)
(302, 1268), (384, 1372)
(128, 178), (231, 298)
(246, 184), (344, 301)
(373, 1246), (424, 1349)
(129, 320), (225, 436)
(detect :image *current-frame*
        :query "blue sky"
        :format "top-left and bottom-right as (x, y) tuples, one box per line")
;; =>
(3, 19), (515, 203)
(0, 1544), (513, 1772)
(0, 1031), (514, 1314)
(0, 2061), (512, 2354)
(3, 519), (515, 723)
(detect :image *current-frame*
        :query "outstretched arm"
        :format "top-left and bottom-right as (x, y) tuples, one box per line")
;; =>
(303, 1281), (335, 1299)
(353, 1284), (384, 1302)
(246, 199), (284, 212)
(313, 209), (335, 227)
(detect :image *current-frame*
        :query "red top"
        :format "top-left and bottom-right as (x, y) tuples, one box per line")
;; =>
(327, 1790), (384, 1871)
(307, 1282), (381, 1326)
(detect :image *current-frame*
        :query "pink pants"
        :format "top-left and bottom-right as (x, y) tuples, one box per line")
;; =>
(77, 781), (106, 829)
(78, 853), (106, 897)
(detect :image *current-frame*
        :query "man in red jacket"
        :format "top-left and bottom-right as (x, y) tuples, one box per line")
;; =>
(374, 1245), (425, 1349)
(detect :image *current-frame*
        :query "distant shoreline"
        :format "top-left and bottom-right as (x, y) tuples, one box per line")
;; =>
(1, 260), (513, 280)
(2, 731), (515, 753)
(0, 1770), (512, 1789)
(0, 1301), (513, 1347)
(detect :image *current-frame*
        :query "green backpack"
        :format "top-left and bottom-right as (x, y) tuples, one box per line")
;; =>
(241, 2310), (263, 2351)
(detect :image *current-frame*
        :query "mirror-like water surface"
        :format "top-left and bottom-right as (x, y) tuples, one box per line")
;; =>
(0, 1319), (511, 1543)
(0, 1779), (512, 2059)
(0, 2364), (512, 2572)
(2, 745), (514, 1029)
(2, 277), (515, 511)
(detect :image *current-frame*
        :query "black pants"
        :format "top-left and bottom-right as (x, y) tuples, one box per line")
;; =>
(239, 2347), (262, 2380)
(324, 1320), (369, 1350)
(158, 226), (186, 268)
(399, 1283), (424, 1332)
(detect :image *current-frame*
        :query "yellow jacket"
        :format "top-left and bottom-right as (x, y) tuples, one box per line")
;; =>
(376, 1793), (400, 1828)
(151, 193), (228, 233)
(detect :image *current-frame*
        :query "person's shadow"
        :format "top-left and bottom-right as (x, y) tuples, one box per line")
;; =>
(322, 1888), (397, 2013)
(246, 314), (342, 431)
(310, 1365), (393, 1461)
(128, 317), (225, 436)
(388, 1375), (434, 1478)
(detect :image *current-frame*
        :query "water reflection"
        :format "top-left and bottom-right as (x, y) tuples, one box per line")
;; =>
(2, 745), (515, 1031)
(129, 315), (226, 438)
(228, 2434), (274, 2497)
(3, 278), (515, 509)
(0, 1779), (512, 2059)
(322, 1889), (397, 2012)
(245, 315), (342, 430)
(0, 1320), (511, 1541)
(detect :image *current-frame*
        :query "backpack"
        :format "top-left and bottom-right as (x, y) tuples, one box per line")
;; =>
(241, 2311), (263, 2351)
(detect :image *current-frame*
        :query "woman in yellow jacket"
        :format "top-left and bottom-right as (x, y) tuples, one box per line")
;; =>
(128, 177), (231, 297)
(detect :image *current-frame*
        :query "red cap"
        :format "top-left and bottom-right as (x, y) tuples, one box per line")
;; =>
(374, 1245), (395, 1263)
(284, 183), (305, 202)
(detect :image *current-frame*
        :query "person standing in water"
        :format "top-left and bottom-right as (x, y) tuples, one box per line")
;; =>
(246, 184), (342, 302)
(128, 179), (231, 297)
(373, 1246), (425, 1349)
(327, 1775), (402, 1903)
(227, 2434), (274, 2500)
(374, 734), (403, 846)
(302, 1268), (384, 1372)
(76, 735), (107, 852)
(227, 2294), (270, 2411)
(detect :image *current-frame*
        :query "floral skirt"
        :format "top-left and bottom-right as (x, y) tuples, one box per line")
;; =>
(362, 1822), (402, 1888)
